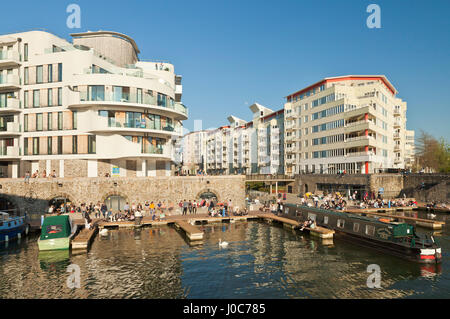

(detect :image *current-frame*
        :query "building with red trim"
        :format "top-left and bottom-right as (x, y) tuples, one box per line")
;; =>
(284, 75), (412, 175)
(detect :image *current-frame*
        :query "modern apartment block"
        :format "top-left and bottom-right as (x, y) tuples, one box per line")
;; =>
(188, 102), (284, 175)
(0, 30), (187, 178)
(284, 75), (409, 175)
(404, 129), (415, 169)
(181, 130), (209, 174)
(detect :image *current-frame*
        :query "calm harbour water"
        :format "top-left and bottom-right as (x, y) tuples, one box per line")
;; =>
(0, 211), (449, 299)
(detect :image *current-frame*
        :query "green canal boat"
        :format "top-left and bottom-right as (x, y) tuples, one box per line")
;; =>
(38, 215), (77, 251)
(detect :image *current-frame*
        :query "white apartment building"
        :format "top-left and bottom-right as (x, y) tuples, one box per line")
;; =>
(405, 129), (415, 169)
(197, 102), (284, 175)
(0, 30), (187, 178)
(284, 75), (409, 175)
(181, 130), (209, 174)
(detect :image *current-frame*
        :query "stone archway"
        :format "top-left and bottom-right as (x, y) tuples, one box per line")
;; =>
(195, 188), (221, 203)
(0, 194), (20, 214)
(102, 192), (129, 211)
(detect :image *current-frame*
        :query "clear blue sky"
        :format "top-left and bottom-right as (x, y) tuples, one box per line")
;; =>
(2, 0), (449, 139)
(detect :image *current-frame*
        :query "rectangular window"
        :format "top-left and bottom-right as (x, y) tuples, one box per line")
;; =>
(24, 43), (28, 62)
(137, 88), (143, 104)
(24, 137), (28, 155)
(57, 136), (62, 154)
(24, 67), (29, 85)
(33, 137), (39, 155)
(365, 225), (375, 236)
(47, 136), (52, 155)
(48, 88), (53, 106)
(36, 113), (43, 131)
(72, 135), (77, 154)
(353, 223), (360, 232)
(58, 87), (62, 106)
(88, 135), (96, 154)
(323, 216), (328, 224)
(24, 91), (28, 108)
(72, 111), (77, 129)
(57, 63), (63, 81)
(24, 114), (28, 132)
(337, 219), (345, 228)
(48, 64), (53, 82)
(33, 90), (40, 107)
(88, 85), (105, 101)
(58, 112), (63, 130)
(47, 113), (53, 130)
(36, 65), (43, 84)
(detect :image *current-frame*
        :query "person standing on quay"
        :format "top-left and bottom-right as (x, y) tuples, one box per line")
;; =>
(188, 200), (193, 214)
(192, 200), (197, 214)
(183, 199), (188, 215)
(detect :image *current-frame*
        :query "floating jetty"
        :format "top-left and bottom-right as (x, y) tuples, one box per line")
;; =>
(255, 213), (335, 239)
(71, 223), (99, 250)
(344, 209), (445, 230)
(174, 221), (204, 241)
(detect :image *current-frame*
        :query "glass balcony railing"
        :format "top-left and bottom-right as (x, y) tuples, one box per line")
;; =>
(78, 91), (187, 116)
(142, 145), (164, 155)
(106, 119), (181, 134)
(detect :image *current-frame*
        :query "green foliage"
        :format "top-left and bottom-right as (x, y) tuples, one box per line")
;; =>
(416, 130), (450, 173)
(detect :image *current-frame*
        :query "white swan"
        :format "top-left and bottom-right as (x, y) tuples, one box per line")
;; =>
(219, 239), (229, 247)
(99, 228), (108, 236)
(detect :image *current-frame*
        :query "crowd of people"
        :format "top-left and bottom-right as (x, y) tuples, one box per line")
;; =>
(358, 198), (418, 209)
(24, 170), (57, 182)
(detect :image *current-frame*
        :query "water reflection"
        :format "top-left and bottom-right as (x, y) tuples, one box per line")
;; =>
(0, 218), (448, 299)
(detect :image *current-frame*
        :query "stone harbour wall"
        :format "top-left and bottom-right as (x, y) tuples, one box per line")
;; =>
(0, 175), (246, 216)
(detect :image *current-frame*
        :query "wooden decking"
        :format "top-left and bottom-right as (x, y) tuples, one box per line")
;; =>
(175, 221), (204, 241)
(254, 213), (335, 239)
(71, 223), (99, 250)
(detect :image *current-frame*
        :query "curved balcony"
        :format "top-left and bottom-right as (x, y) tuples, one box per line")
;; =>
(0, 146), (20, 159)
(0, 74), (21, 90)
(78, 112), (182, 137)
(0, 51), (21, 68)
(67, 90), (188, 120)
(0, 97), (21, 113)
(0, 122), (21, 137)
(95, 134), (172, 160)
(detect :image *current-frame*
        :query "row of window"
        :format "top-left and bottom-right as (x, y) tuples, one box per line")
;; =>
(24, 63), (63, 85)
(312, 119), (345, 133)
(311, 93), (336, 108)
(290, 84), (326, 102)
(312, 133), (345, 146)
(312, 148), (345, 159)
(23, 88), (63, 108)
(23, 135), (96, 155)
(24, 111), (76, 132)
(97, 110), (173, 131)
(311, 104), (345, 121)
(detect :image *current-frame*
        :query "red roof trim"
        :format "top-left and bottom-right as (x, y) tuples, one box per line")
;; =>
(287, 76), (396, 101)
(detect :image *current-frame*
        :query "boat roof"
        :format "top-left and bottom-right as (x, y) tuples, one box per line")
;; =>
(285, 204), (409, 227)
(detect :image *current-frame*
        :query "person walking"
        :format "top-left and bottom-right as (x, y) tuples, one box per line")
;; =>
(101, 203), (107, 219)
(183, 200), (188, 215)
(192, 200), (197, 214)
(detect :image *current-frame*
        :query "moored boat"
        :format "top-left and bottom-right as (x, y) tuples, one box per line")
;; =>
(0, 212), (29, 243)
(38, 215), (78, 251)
(283, 204), (442, 264)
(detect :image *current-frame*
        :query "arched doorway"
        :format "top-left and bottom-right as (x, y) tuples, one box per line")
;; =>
(198, 191), (218, 202)
(49, 196), (72, 210)
(104, 195), (127, 211)
(0, 196), (18, 215)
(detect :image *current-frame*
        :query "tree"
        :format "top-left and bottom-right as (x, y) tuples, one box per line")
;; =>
(415, 130), (450, 173)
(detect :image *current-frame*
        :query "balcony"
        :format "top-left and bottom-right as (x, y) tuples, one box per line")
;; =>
(0, 74), (20, 90)
(393, 120), (401, 128)
(68, 91), (188, 120)
(0, 97), (21, 113)
(0, 146), (20, 159)
(0, 50), (21, 68)
(0, 122), (21, 136)
(393, 132), (400, 139)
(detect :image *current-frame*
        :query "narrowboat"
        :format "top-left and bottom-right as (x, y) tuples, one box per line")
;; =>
(283, 204), (442, 264)
(0, 212), (29, 243)
(38, 215), (77, 251)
